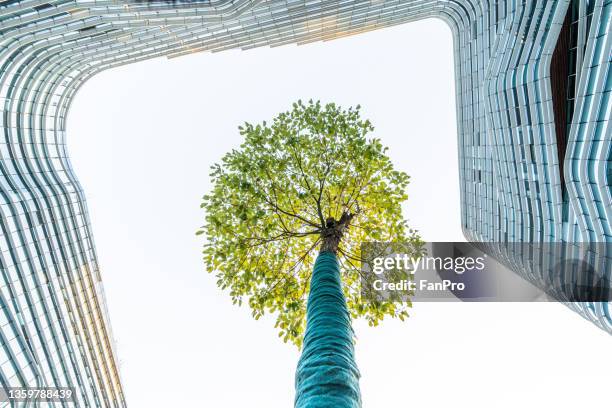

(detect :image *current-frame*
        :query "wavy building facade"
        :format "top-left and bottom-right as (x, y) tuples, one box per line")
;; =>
(0, 0), (609, 406)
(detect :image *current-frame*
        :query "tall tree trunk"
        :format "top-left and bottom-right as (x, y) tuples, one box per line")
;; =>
(294, 252), (361, 408)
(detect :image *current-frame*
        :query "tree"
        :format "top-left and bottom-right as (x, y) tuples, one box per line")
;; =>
(198, 100), (422, 407)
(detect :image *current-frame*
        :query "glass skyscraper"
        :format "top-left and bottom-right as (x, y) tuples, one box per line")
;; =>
(0, 0), (609, 405)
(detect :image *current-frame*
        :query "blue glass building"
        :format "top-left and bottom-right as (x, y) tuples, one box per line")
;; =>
(0, 0), (609, 405)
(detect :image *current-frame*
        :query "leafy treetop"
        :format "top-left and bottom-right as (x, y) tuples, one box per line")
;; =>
(198, 100), (422, 347)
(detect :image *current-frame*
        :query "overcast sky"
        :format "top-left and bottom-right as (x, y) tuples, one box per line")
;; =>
(67, 18), (612, 408)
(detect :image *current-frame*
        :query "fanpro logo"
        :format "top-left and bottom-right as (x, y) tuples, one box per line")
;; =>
(372, 254), (486, 275)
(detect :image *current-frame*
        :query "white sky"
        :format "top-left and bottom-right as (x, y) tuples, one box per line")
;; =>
(67, 18), (612, 408)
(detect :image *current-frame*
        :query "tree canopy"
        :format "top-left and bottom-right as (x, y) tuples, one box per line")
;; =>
(198, 100), (422, 346)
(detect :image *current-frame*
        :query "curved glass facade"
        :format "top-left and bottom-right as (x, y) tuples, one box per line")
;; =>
(0, 0), (609, 405)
